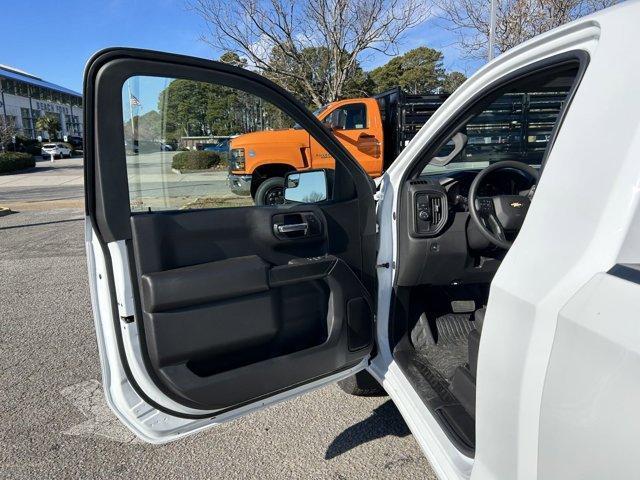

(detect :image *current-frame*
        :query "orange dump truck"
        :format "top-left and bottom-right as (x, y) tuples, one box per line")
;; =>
(227, 88), (447, 205)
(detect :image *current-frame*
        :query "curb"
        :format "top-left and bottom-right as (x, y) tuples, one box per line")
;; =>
(171, 168), (224, 175)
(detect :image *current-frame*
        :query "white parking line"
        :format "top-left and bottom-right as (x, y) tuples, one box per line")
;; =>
(60, 379), (141, 444)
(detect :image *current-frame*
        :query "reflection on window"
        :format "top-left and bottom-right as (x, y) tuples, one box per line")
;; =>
(424, 83), (573, 175)
(122, 76), (317, 212)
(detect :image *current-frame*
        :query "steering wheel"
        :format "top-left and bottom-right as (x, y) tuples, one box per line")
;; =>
(468, 160), (539, 249)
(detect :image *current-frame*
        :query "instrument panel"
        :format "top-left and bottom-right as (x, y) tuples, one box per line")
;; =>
(396, 167), (535, 287)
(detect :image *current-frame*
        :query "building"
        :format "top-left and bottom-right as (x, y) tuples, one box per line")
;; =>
(0, 64), (82, 140)
(179, 135), (235, 150)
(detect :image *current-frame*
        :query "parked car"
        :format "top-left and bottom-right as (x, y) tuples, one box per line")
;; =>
(200, 139), (230, 154)
(83, 3), (640, 478)
(41, 143), (72, 158)
(65, 135), (83, 151)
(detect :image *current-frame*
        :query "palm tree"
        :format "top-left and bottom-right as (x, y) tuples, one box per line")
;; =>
(35, 115), (61, 141)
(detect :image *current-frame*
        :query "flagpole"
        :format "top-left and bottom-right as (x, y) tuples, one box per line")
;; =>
(488, 0), (497, 61)
(127, 80), (136, 143)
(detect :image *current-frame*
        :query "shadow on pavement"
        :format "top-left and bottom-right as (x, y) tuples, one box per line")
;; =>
(0, 217), (84, 230)
(325, 400), (411, 459)
(31, 164), (84, 172)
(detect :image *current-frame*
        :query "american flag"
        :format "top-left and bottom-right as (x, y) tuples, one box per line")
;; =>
(130, 94), (141, 107)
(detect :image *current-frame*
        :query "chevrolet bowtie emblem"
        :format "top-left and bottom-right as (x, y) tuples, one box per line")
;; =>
(510, 201), (523, 208)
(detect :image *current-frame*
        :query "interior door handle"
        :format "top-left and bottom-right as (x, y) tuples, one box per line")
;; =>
(275, 222), (309, 235)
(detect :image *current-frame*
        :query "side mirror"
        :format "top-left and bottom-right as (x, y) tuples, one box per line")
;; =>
(284, 169), (328, 204)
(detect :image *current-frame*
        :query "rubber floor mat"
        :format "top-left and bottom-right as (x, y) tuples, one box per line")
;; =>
(435, 313), (474, 344)
(411, 313), (475, 381)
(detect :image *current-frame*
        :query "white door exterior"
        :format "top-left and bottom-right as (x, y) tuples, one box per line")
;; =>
(371, 2), (640, 479)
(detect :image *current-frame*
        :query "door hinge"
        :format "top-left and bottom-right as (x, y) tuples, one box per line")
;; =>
(120, 315), (135, 324)
(376, 262), (394, 269)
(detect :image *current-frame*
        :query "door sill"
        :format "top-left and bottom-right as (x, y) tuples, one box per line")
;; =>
(393, 345), (476, 458)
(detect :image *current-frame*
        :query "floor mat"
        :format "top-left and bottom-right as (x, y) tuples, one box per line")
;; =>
(434, 313), (474, 343)
(411, 313), (475, 381)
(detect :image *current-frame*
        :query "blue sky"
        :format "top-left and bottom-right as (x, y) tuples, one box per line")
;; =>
(0, 0), (484, 95)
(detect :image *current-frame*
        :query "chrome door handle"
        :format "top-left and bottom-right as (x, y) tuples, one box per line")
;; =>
(275, 222), (309, 234)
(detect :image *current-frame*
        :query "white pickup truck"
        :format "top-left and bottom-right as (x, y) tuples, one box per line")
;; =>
(83, 2), (640, 478)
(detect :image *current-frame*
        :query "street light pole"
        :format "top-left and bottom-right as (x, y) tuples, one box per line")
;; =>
(488, 0), (497, 61)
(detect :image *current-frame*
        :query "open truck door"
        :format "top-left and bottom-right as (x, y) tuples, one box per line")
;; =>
(84, 48), (378, 443)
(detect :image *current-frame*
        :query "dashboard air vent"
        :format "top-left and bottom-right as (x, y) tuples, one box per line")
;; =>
(431, 196), (442, 225)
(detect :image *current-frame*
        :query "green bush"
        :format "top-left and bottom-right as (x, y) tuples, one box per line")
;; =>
(171, 150), (221, 171)
(0, 152), (36, 174)
(9, 136), (41, 155)
(16, 136), (39, 148)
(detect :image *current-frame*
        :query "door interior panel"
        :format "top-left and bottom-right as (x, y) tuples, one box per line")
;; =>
(85, 49), (378, 417)
(130, 203), (373, 410)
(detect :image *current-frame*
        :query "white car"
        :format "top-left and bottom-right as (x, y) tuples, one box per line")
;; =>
(84, 3), (640, 478)
(41, 143), (72, 158)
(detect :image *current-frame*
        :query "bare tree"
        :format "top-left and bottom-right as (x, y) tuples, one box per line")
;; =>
(0, 117), (16, 152)
(189, 0), (431, 107)
(437, 0), (618, 58)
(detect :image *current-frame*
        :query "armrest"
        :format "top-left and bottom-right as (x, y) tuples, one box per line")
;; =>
(269, 255), (337, 288)
(141, 255), (269, 312)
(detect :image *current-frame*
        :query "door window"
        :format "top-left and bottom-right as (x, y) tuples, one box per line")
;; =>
(121, 76), (334, 212)
(424, 64), (579, 173)
(325, 103), (367, 130)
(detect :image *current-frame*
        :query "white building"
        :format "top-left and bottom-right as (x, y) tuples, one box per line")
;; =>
(0, 64), (82, 140)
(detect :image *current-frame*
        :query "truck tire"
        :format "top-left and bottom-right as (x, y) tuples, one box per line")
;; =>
(337, 371), (386, 396)
(254, 176), (285, 206)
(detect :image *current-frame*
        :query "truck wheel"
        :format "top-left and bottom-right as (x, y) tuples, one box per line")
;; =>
(255, 177), (285, 206)
(337, 371), (386, 396)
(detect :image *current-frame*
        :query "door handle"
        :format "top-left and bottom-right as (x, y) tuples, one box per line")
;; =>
(274, 222), (309, 235)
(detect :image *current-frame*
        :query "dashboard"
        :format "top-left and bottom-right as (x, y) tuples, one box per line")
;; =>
(440, 168), (535, 213)
(396, 166), (536, 287)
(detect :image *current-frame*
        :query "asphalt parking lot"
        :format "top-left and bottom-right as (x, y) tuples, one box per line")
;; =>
(0, 153), (242, 212)
(0, 158), (436, 479)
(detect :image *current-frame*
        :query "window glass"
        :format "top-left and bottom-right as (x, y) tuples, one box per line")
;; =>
(65, 114), (82, 135)
(325, 103), (367, 130)
(423, 66), (578, 174)
(122, 76), (334, 212)
(15, 82), (30, 97)
(20, 107), (38, 138)
(1, 79), (16, 95)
